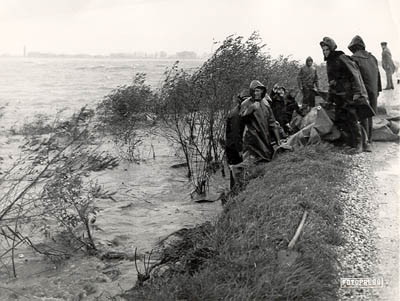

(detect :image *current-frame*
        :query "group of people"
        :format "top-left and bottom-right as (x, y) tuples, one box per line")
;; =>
(225, 35), (396, 188)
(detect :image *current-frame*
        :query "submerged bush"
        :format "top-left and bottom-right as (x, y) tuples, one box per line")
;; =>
(10, 113), (54, 136)
(97, 73), (156, 128)
(157, 32), (300, 194)
(96, 73), (157, 162)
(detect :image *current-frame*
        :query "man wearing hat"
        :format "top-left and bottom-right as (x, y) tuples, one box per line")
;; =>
(320, 37), (374, 153)
(381, 42), (396, 89)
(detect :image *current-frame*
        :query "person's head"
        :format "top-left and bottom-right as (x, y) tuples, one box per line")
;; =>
(288, 88), (297, 98)
(381, 42), (387, 49)
(238, 88), (250, 102)
(348, 35), (366, 53)
(231, 95), (241, 108)
(249, 80), (267, 100)
(321, 45), (330, 59)
(232, 88), (250, 107)
(306, 56), (313, 67)
(254, 87), (264, 100)
(320, 37), (337, 59)
(277, 87), (286, 97)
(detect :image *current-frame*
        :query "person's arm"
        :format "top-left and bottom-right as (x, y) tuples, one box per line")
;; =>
(297, 69), (303, 90)
(266, 105), (281, 145)
(314, 68), (319, 90)
(273, 128), (281, 146)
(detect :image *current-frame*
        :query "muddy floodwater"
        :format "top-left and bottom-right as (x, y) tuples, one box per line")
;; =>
(0, 58), (225, 299)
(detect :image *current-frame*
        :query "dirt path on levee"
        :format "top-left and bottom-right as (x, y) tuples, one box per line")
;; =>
(372, 141), (399, 300)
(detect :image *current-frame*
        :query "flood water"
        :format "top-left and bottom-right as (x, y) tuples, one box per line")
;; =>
(0, 57), (225, 299)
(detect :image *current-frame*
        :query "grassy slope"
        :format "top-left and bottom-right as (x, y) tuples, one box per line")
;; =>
(127, 144), (351, 300)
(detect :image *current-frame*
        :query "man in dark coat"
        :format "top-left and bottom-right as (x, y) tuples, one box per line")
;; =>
(348, 35), (382, 151)
(225, 90), (249, 189)
(381, 42), (396, 89)
(297, 56), (319, 108)
(320, 37), (373, 153)
(270, 86), (288, 136)
(225, 90), (248, 165)
(239, 80), (281, 163)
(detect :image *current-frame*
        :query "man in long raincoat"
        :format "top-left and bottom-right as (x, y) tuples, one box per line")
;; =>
(348, 35), (381, 151)
(239, 80), (281, 163)
(320, 37), (373, 153)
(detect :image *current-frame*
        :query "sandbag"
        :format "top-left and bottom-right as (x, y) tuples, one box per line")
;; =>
(389, 121), (400, 134)
(308, 127), (322, 145)
(321, 125), (342, 141)
(372, 125), (399, 141)
(376, 106), (387, 115)
(281, 123), (313, 149)
(300, 107), (318, 128)
(372, 116), (390, 129)
(387, 115), (400, 122)
(313, 107), (333, 135)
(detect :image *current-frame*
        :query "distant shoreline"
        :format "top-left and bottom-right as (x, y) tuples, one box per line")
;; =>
(0, 56), (207, 61)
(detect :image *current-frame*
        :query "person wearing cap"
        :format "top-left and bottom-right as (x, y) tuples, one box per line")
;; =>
(239, 80), (281, 163)
(381, 42), (396, 89)
(348, 35), (382, 151)
(320, 37), (373, 153)
(297, 56), (319, 109)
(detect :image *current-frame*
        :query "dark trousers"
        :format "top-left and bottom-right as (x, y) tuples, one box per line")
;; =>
(360, 93), (377, 143)
(385, 70), (394, 89)
(333, 95), (362, 148)
(302, 88), (316, 107)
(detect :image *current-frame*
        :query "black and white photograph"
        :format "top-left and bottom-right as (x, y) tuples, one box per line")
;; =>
(0, 0), (399, 300)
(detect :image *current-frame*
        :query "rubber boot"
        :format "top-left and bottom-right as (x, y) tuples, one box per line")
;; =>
(360, 125), (372, 152)
(363, 143), (372, 152)
(352, 122), (363, 154)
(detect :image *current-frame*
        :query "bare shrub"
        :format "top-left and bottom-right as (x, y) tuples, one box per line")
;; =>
(0, 107), (116, 277)
(157, 32), (300, 195)
(96, 73), (157, 162)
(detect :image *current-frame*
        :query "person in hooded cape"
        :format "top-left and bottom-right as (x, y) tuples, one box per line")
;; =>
(348, 35), (382, 151)
(320, 36), (374, 153)
(297, 56), (319, 108)
(239, 80), (281, 163)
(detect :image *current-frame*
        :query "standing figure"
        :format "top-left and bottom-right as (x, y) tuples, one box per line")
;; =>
(320, 37), (372, 153)
(348, 35), (382, 151)
(225, 91), (248, 166)
(381, 42), (396, 90)
(239, 80), (281, 163)
(297, 56), (319, 109)
(225, 90), (248, 189)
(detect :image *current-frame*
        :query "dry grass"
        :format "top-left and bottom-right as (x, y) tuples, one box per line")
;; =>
(125, 143), (351, 300)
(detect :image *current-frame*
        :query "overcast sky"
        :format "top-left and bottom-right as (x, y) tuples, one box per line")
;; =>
(0, 0), (399, 63)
